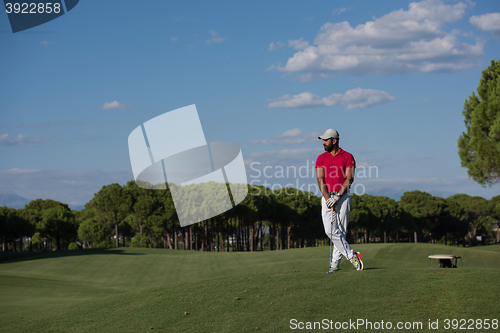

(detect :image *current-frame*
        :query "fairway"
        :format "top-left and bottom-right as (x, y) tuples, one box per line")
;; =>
(1, 243), (499, 332)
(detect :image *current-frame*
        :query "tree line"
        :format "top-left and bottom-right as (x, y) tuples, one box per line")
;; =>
(1, 182), (499, 252)
(351, 191), (499, 246)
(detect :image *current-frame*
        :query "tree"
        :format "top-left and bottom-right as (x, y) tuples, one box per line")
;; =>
(490, 195), (500, 243)
(0, 207), (32, 251)
(22, 199), (69, 251)
(399, 191), (444, 243)
(441, 199), (468, 246)
(127, 182), (158, 236)
(458, 60), (500, 186)
(369, 196), (399, 243)
(446, 194), (490, 245)
(272, 188), (315, 250)
(146, 188), (178, 249)
(25, 199), (70, 212)
(350, 194), (375, 244)
(77, 217), (108, 248)
(37, 206), (77, 250)
(87, 183), (131, 248)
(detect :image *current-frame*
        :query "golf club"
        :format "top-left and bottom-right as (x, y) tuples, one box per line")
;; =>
(327, 206), (334, 274)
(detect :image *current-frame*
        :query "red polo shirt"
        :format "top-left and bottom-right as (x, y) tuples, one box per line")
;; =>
(316, 148), (356, 192)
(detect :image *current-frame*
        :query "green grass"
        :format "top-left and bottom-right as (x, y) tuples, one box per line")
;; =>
(1, 243), (499, 332)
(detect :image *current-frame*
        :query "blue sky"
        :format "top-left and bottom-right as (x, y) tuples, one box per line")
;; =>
(1, 0), (499, 208)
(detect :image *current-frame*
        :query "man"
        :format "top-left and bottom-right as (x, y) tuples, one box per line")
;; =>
(316, 129), (363, 272)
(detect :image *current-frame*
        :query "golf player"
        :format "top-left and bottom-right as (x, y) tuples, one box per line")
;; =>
(316, 129), (363, 272)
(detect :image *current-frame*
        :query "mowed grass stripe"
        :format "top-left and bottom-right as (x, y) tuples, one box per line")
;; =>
(0, 247), (325, 315)
(0, 243), (499, 320)
(0, 268), (498, 332)
(0, 274), (117, 315)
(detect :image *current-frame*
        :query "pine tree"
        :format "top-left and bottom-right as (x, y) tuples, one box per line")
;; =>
(458, 60), (500, 186)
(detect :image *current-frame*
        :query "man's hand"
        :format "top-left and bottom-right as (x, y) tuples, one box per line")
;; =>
(326, 195), (340, 208)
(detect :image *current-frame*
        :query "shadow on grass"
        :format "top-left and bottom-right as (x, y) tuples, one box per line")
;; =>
(0, 248), (144, 264)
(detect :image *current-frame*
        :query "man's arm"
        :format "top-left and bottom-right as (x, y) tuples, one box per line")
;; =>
(339, 167), (355, 196)
(316, 167), (330, 201)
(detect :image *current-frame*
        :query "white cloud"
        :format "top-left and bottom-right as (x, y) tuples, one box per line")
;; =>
(5, 168), (40, 174)
(101, 100), (131, 110)
(268, 88), (395, 109)
(288, 38), (309, 50)
(265, 64), (277, 71)
(40, 41), (49, 47)
(0, 134), (51, 146)
(252, 128), (320, 146)
(275, 0), (482, 79)
(269, 41), (285, 51)
(269, 93), (323, 108)
(470, 12), (500, 39)
(464, 0), (476, 9)
(332, 7), (347, 15)
(206, 30), (225, 44)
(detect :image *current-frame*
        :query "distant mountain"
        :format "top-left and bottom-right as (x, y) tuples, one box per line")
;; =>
(365, 187), (410, 201)
(0, 191), (30, 209)
(71, 204), (85, 211)
(0, 191), (86, 211)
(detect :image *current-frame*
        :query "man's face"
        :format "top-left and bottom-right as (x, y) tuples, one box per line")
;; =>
(323, 138), (335, 152)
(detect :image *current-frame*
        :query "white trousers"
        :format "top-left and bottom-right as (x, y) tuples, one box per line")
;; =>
(322, 194), (354, 264)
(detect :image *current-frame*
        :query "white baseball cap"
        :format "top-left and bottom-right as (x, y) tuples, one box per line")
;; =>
(318, 129), (339, 140)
